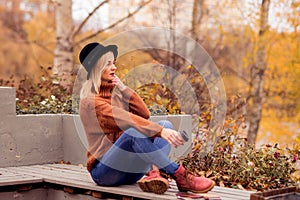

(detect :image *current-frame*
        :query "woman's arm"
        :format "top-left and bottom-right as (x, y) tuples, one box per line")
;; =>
(96, 101), (161, 137)
(112, 76), (150, 119)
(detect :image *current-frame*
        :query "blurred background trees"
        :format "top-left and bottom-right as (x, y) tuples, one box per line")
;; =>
(0, 0), (299, 147)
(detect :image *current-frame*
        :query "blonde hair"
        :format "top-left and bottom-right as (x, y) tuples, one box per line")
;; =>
(80, 52), (111, 99)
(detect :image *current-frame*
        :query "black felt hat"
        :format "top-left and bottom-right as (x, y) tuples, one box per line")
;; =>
(79, 42), (118, 79)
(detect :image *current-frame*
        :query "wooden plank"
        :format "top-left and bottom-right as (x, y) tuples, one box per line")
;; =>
(45, 177), (177, 200)
(0, 169), (32, 178)
(0, 175), (43, 186)
(0, 167), (43, 187)
(8, 166), (94, 187)
(0, 171), (17, 176)
(45, 163), (87, 172)
(169, 179), (252, 200)
(21, 166), (220, 199)
(18, 164), (226, 200)
(0, 174), (34, 180)
(1, 164), (252, 200)
(18, 165), (91, 180)
(6, 165), (178, 200)
(33, 164), (90, 177)
(6, 166), (92, 183)
(211, 186), (253, 199)
(212, 185), (254, 194)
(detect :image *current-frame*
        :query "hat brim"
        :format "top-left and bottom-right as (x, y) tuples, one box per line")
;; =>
(105, 45), (118, 59)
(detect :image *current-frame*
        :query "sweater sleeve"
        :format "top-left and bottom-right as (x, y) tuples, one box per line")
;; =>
(95, 101), (162, 138)
(114, 86), (151, 119)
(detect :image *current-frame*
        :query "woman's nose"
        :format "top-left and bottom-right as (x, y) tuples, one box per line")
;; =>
(112, 64), (117, 70)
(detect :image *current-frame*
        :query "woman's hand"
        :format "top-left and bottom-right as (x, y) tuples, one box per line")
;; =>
(160, 128), (184, 148)
(111, 76), (126, 91)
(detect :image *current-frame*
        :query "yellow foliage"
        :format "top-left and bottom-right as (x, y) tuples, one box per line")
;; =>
(220, 28), (300, 146)
(115, 50), (153, 78)
(22, 11), (56, 70)
(257, 109), (300, 147)
(0, 11), (56, 82)
(254, 31), (300, 146)
(264, 32), (300, 116)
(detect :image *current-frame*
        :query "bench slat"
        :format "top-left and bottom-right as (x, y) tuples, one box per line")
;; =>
(0, 177), (43, 186)
(1, 164), (252, 200)
(45, 163), (87, 172)
(7, 165), (92, 183)
(6, 165), (178, 200)
(0, 169), (43, 187)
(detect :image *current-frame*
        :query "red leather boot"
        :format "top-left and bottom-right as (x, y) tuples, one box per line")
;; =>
(137, 170), (169, 194)
(174, 165), (215, 193)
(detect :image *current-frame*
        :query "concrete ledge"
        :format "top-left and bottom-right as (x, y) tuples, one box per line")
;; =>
(0, 87), (193, 167)
(0, 87), (16, 119)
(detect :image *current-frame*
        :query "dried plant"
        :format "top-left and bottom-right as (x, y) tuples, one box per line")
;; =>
(0, 66), (76, 114)
(177, 98), (299, 191)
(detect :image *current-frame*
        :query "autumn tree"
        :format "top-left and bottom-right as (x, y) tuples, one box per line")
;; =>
(255, 0), (300, 145)
(246, 0), (271, 144)
(53, 0), (152, 85)
(53, 0), (73, 86)
(191, 0), (208, 42)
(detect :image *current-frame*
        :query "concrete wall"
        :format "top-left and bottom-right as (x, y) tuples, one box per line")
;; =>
(0, 87), (64, 167)
(0, 87), (192, 167)
(0, 188), (103, 200)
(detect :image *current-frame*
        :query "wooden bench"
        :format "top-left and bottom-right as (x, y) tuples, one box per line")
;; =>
(0, 164), (253, 200)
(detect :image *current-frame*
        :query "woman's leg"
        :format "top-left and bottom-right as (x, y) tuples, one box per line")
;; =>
(90, 132), (149, 186)
(90, 120), (178, 186)
(91, 161), (145, 186)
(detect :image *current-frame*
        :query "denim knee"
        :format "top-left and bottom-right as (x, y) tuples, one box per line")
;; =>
(158, 120), (173, 129)
(154, 137), (171, 155)
(124, 127), (148, 138)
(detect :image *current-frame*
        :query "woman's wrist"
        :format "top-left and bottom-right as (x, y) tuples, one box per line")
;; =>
(117, 80), (126, 91)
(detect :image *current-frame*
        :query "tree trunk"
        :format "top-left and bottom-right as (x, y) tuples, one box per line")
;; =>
(191, 0), (208, 41)
(53, 0), (73, 86)
(247, 0), (271, 144)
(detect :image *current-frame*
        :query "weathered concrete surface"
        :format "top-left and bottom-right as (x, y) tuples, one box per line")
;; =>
(0, 188), (47, 200)
(0, 87), (16, 119)
(0, 87), (193, 167)
(0, 114), (64, 167)
(47, 189), (103, 200)
(0, 87), (64, 167)
(62, 114), (87, 165)
(12, 115), (64, 166)
(0, 188), (103, 200)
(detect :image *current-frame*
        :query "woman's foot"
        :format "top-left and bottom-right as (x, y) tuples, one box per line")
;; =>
(137, 170), (169, 194)
(173, 165), (215, 193)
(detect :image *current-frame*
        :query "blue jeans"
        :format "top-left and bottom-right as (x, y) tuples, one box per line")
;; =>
(90, 120), (179, 186)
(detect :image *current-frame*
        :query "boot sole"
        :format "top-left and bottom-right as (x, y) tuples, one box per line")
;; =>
(137, 178), (169, 194)
(178, 181), (215, 193)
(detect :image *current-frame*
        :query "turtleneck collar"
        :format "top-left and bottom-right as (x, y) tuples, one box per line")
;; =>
(99, 82), (115, 98)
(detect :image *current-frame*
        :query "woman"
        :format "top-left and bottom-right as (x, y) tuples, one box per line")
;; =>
(79, 42), (215, 194)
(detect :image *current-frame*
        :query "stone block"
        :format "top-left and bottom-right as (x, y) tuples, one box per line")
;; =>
(0, 87), (16, 118)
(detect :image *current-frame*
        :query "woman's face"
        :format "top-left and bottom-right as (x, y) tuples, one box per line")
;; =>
(101, 52), (117, 82)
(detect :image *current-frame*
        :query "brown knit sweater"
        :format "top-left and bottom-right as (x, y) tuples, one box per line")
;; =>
(79, 83), (163, 172)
